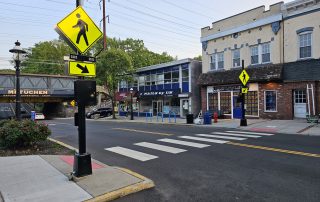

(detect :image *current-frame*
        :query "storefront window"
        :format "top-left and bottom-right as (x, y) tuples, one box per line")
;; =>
(265, 91), (277, 112)
(220, 92), (231, 114)
(245, 91), (258, 116)
(208, 93), (218, 111)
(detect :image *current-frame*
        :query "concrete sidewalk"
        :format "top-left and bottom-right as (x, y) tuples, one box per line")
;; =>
(91, 115), (320, 136)
(0, 155), (154, 202)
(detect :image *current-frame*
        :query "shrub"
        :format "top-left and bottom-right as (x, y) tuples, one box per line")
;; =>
(0, 119), (51, 149)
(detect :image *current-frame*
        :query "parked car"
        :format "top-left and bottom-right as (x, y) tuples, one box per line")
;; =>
(35, 113), (45, 120)
(86, 108), (112, 119)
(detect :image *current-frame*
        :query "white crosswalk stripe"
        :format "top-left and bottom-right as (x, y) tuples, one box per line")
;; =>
(105, 146), (158, 161)
(134, 142), (187, 154)
(158, 138), (210, 148)
(212, 132), (261, 138)
(195, 134), (247, 141)
(226, 131), (274, 136)
(179, 136), (229, 144)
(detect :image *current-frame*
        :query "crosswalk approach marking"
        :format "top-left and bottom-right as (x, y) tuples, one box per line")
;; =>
(179, 136), (229, 144)
(134, 142), (187, 154)
(195, 134), (247, 141)
(105, 146), (158, 162)
(158, 138), (210, 148)
(226, 131), (274, 136)
(212, 132), (261, 138)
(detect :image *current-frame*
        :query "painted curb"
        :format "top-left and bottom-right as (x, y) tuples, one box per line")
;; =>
(84, 167), (155, 202)
(48, 138), (155, 202)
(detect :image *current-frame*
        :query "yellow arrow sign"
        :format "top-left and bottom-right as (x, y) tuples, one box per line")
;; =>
(241, 87), (249, 94)
(69, 61), (96, 77)
(239, 69), (250, 86)
(56, 6), (102, 54)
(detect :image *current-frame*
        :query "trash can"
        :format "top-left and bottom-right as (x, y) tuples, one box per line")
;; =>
(203, 112), (212, 125)
(186, 114), (194, 124)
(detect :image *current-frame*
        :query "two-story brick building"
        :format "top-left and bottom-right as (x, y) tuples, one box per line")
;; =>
(199, 0), (320, 120)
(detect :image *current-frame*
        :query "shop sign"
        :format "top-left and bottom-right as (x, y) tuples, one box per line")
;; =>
(139, 90), (179, 97)
(212, 85), (241, 93)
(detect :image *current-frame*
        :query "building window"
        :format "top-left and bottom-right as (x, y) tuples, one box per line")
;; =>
(232, 49), (240, 68)
(164, 72), (171, 84)
(210, 52), (224, 70)
(172, 71), (179, 83)
(262, 43), (270, 63)
(299, 32), (312, 59)
(150, 74), (156, 85)
(220, 92), (231, 114)
(245, 91), (258, 116)
(182, 68), (189, 82)
(139, 76), (145, 86)
(251, 46), (259, 65)
(156, 74), (164, 85)
(264, 91), (277, 112)
(145, 75), (151, 86)
(294, 90), (306, 104)
(120, 80), (127, 89)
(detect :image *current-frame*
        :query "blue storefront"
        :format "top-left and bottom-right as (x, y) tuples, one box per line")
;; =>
(117, 59), (202, 118)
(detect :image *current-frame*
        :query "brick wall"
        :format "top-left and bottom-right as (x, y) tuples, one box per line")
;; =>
(259, 81), (318, 119)
(200, 86), (207, 113)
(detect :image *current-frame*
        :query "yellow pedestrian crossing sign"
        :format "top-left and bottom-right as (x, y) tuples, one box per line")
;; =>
(239, 69), (250, 86)
(70, 100), (76, 107)
(55, 6), (102, 54)
(241, 87), (249, 94)
(69, 61), (96, 77)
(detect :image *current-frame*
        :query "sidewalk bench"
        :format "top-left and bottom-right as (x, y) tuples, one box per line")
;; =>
(306, 115), (319, 123)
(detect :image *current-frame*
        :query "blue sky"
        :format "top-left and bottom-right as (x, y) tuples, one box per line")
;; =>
(0, 0), (289, 69)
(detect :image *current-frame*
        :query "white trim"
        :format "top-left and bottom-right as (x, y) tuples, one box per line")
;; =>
(137, 58), (193, 72)
(179, 65), (182, 90)
(200, 14), (282, 42)
(232, 49), (241, 68)
(264, 90), (278, 112)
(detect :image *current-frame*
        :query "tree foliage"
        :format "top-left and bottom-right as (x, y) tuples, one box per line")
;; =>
(93, 37), (174, 69)
(21, 39), (74, 75)
(96, 49), (133, 118)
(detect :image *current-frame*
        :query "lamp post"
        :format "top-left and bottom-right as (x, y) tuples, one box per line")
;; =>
(9, 41), (26, 121)
(130, 88), (134, 120)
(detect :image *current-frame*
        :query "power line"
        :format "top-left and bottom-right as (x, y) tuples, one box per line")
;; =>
(160, 0), (211, 19)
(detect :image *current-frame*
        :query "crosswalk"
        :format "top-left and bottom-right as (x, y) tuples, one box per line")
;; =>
(104, 130), (275, 162)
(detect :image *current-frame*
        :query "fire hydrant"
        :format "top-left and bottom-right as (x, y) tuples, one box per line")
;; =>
(213, 112), (218, 123)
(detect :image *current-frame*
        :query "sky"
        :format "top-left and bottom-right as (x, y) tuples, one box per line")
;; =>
(0, 0), (290, 70)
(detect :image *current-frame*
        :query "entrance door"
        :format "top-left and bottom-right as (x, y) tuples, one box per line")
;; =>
(152, 101), (163, 115)
(181, 99), (189, 118)
(294, 90), (307, 118)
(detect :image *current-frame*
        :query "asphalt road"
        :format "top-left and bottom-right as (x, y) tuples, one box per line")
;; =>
(46, 118), (320, 202)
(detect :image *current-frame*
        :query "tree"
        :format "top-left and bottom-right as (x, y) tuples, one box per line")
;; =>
(96, 49), (133, 119)
(193, 55), (202, 61)
(21, 39), (75, 75)
(0, 69), (15, 74)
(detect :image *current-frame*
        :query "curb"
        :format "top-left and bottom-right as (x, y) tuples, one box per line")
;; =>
(85, 167), (155, 202)
(48, 138), (155, 202)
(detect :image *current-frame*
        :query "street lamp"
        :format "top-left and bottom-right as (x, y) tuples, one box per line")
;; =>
(129, 88), (134, 120)
(9, 41), (26, 121)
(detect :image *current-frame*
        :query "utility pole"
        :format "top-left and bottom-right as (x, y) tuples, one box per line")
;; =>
(102, 0), (107, 50)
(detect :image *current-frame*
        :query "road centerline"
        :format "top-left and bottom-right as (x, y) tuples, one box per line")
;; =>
(112, 128), (173, 136)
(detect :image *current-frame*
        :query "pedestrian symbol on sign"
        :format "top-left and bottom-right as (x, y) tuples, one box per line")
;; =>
(73, 13), (89, 46)
(239, 69), (250, 86)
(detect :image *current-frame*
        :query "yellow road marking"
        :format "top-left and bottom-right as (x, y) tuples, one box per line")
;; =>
(227, 142), (320, 158)
(112, 128), (173, 136)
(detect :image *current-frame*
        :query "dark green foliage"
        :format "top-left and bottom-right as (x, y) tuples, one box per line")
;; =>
(0, 120), (51, 149)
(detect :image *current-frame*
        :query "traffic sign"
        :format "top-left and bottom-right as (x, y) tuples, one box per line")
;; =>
(55, 6), (102, 54)
(241, 87), (249, 94)
(239, 69), (250, 86)
(69, 61), (96, 77)
(70, 100), (76, 107)
(70, 54), (96, 62)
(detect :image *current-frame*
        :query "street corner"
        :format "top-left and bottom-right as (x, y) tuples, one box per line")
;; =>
(83, 166), (155, 202)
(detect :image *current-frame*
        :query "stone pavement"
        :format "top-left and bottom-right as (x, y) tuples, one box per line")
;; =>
(93, 115), (320, 136)
(0, 155), (154, 202)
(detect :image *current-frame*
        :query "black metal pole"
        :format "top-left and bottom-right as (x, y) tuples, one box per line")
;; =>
(78, 101), (86, 154)
(130, 92), (134, 120)
(15, 60), (21, 121)
(240, 60), (247, 126)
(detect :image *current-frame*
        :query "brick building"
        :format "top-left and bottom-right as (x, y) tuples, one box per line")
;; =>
(199, 0), (320, 120)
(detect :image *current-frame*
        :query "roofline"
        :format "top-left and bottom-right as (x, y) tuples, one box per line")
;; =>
(136, 58), (198, 72)
(0, 72), (77, 78)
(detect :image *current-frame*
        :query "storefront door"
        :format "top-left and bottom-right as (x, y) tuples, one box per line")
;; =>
(294, 90), (307, 118)
(152, 101), (163, 115)
(180, 99), (189, 118)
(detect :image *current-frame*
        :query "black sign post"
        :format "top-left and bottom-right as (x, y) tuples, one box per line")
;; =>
(240, 60), (248, 126)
